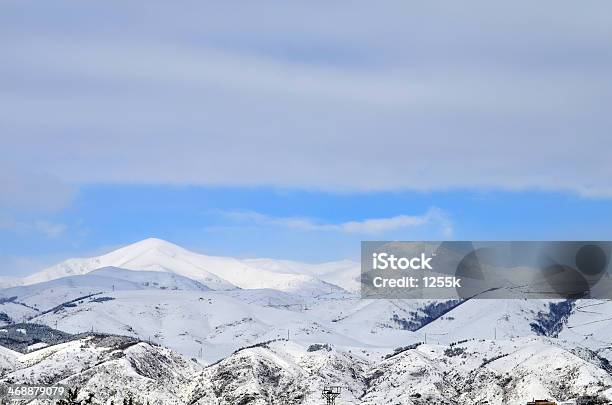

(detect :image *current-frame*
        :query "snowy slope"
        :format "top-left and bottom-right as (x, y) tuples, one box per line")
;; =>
(0, 343), (19, 375)
(89, 266), (212, 291)
(244, 258), (360, 292)
(20, 238), (349, 295)
(2, 335), (201, 404)
(302, 297), (449, 347)
(559, 299), (612, 361)
(22, 239), (236, 291)
(28, 289), (375, 363)
(4, 238), (612, 403)
(2, 272), (593, 368)
(0, 268), (212, 325)
(1, 335), (367, 404)
(416, 298), (555, 344)
(2, 269), (601, 373)
(362, 337), (612, 404)
(3, 335), (611, 405)
(189, 340), (369, 405)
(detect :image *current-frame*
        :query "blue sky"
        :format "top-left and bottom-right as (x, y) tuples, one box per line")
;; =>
(2, 1), (612, 276)
(3, 185), (612, 276)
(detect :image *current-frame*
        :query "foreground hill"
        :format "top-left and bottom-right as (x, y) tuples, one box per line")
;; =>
(1, 335), (611, 404)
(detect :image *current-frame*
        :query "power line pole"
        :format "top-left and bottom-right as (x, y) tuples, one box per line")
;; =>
(321, 386), (341, 405)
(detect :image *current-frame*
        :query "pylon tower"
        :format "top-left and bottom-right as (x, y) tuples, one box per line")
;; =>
(321, 386), (341, 405)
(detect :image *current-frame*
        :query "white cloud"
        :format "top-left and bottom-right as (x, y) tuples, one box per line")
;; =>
(0, 217), (67, 238)
(0, 166), (74, 239)
(220, 207), (453, 237)
(1, 1), (612, 196)
(28, 221), (68, 238)
(0, 166), (76, 213)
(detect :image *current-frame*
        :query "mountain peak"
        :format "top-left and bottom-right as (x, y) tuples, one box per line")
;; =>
(19, 238), (358, 293)
(122, 237), (185, 253)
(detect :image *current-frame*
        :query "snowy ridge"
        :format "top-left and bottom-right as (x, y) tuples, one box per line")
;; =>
(2, 239), (612, 403)
(2, 335), (611, 404)
(18, 238), (357, 295)
(0, 343), (19, 374)
(2, 335), (200, 404)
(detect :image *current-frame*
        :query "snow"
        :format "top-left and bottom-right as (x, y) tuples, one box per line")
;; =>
(19, 238), (357, 295)
(0, 343), (19, 374)
(29, 289), (380, 364)
(417, 298), (552, 343)
(3, 336), (200, 404)
(244, 257), (360, 292)
(360, 337), (612, 404)
(2, 238), (612, 403)
(27, 342), (49, 352)
(2, 335), (611, 404)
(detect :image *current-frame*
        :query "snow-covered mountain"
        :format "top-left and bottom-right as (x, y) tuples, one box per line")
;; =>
(3, 238), (612, 403)
(243, 257), (360, 293)
(2, 260), (610, 366)
(0, 344), (19, 375)
(360, 336), (612, 404)
(18, 238), (356, 295)
(1, 335), (200, 404)
(2, 334), (611, 404)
